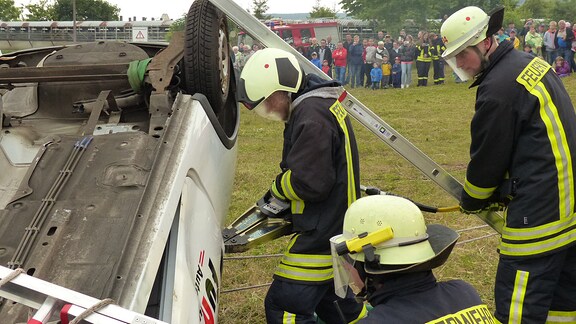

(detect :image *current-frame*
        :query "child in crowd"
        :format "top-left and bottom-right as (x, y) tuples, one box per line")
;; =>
(496, 28), (508, 43)
(555, 56), (571, 77)
(523, 44), (536, 57)
(321, 59), (331, 76)
(310, 52), (321, 69)
(381, 56), (392, 89)
(391, 57), (402, 88)
(370, 62), (382, 90)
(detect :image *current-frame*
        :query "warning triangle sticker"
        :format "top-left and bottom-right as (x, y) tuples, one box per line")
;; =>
(136, 31), (145, 39)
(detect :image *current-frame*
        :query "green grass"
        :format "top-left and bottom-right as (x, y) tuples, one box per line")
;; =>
(219, 72), (576, 323)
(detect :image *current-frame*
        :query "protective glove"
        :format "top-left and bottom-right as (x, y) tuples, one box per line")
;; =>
(258, 193), (290, 218)
(460, 178), (517, 214)
(269, 178), (287, 202)
(257, 179), (290, 219)
(459, 203), (483, 215)
(460, 201), (506, 214)
(491, 178), (518, 206)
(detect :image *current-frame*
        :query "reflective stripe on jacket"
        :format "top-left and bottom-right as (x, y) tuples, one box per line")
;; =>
(416, 43), (433, 62)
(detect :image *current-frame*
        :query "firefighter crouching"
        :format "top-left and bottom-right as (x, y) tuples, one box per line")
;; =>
(331, 195), (495, 323)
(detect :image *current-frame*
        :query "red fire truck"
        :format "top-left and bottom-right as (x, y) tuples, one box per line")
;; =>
(269, 20), (340, 48)
(237, 18), (374, 50)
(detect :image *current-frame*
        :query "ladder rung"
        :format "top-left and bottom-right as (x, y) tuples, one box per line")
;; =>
(28, 296), (61, 324)
(60, 304), (136, 324)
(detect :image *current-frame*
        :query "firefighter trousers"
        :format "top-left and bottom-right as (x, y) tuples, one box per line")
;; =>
(432, 59), (445, 84)
(494, 244), (576, 323)
(265, 279), (366, 323)
(416, 61), (431, 86)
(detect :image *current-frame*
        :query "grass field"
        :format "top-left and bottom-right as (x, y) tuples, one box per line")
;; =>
(218, 72), (576, 323)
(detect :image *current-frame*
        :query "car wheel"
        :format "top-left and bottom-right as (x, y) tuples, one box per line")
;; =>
(183, 0), (231, 117)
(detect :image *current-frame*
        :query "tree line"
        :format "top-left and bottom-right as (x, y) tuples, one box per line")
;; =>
(4, 0), (568, 37)
(342, 0), (576, 35)
(0, 0), (119, 21)
(0, 0), (337, 22)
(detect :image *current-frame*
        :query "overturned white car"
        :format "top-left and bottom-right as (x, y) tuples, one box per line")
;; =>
(0, 0), (237, 323)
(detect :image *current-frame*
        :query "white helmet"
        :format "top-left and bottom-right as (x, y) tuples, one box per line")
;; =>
(441, 6), (504, 81)
(330, 195), (459, 298)
(237, 48), (303, 110)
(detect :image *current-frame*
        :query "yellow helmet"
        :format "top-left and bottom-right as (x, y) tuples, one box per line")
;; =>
(237, 48), (303, 110)
(334, 195), (459, 273)
(330, 195), (459, 298)
(342, 195), (435, 266)
(440, 6), (504, 80)
(441, 7), (490, 60)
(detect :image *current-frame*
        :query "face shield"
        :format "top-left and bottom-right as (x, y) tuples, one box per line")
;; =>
(330, 235), (365, 298)
(330, 226), (395, 298)
(444, 56), (472, 82)
(331, 228), (432, 298)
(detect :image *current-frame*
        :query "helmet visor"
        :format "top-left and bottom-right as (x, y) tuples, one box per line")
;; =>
(445, 56), (473, 82)
(330, 235), (365, 298)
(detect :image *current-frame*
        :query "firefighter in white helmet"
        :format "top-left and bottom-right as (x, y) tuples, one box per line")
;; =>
(237, 48), (367, 323)
(442, 6), (576, 323)
(331, 195), (493, 323)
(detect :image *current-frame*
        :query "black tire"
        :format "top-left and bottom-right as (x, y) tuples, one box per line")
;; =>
(183, 0), (231, 116)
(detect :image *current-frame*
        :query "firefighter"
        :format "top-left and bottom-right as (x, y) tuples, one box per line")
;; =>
(415, 31), (433, 86)
(442, 6), (576, 323)
(331, 195), (494, 323)
(237, 48), (367, 323)
(429, 32), (446, 84)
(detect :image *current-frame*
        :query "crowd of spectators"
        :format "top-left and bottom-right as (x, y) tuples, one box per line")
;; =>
(232, 42), (261, 74)
(232, 17), (576, 87)
(499, 18), (576, 78)
(232, 30), (447, 90)
(300, 31), (449, 89)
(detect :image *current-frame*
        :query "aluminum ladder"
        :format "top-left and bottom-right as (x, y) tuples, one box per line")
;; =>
(0, 265), (167, 324)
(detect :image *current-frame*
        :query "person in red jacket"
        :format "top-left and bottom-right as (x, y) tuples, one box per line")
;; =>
(332, 41), (348, 84)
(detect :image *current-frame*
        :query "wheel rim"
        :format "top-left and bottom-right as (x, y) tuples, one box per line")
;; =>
(219, 19), (230, 99)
